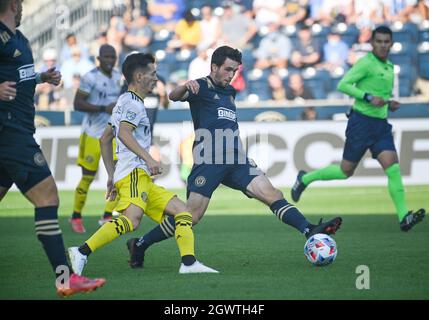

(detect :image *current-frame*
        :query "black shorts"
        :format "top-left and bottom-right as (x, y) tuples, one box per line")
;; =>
(0, 132), (52, 193)
(186, 158), (263, 199)
(343, 111), (396, 163)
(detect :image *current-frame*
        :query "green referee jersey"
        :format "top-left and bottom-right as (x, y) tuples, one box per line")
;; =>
(337, 52), (394, 119)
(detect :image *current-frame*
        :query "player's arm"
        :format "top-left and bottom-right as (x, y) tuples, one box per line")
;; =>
(74, 90), (116, 113)
(118, 121), (161, 176)
(169, 80), (199, 101)
(100, 124), (115, 178)
(100, 124), (116, 200)
(337, 59), (385, 107)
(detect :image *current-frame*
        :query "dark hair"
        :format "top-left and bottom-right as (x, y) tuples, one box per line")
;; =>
(0, 0), (11, 14)
(122, 53), (155, 84)
(371, 26), (392, 40)
(211, 46), (242, 68)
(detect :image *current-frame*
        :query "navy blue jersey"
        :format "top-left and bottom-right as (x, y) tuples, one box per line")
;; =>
(0, 22), (37, 135)
(184, 76), (243, 163)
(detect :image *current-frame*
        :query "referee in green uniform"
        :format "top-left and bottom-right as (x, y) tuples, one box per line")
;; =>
(291, 26), (425, 231)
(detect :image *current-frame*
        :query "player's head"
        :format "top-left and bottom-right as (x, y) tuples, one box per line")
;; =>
(0, 0), (23, 28)
(210, 46), (242, 87)
(371, 26), (393, 61)
(97, 44), (117, 75)
(122, 52), (157, 94)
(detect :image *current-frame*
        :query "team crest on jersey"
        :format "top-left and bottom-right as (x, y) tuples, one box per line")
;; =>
(126, 111), (137, 121)
(13, 49), (21, 58)
(85, 155), (94, 163)
(33, 152), (46, 166)
(195, 176), (206, 187)
(141, 192), (148, 202)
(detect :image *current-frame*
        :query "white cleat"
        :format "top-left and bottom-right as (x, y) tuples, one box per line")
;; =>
(179, 261), (219, 274)
(68, 247), (88, 276)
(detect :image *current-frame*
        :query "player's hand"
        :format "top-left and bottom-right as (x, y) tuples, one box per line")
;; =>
(0, 81), (17, 101)
(105, 177), (117, 201)
(146, 157), (162, 176)
(185, 80), (200, 95)
(388, 100), (400, 112)
(41, 67), (62, 86)
(370, 96), (386, 107)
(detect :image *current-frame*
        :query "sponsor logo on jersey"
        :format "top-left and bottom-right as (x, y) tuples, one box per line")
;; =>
(17, 64), (36, 82)
(217, 107), (236, 122)
(195, 176), (206, 187)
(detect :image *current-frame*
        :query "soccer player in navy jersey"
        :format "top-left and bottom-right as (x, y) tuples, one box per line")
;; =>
(0, 0), (105, 296)
(125, 46), (343, 270)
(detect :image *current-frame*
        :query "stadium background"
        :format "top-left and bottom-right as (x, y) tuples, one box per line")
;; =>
(17, 0), (429, 189)
(1, 0), (428, 301)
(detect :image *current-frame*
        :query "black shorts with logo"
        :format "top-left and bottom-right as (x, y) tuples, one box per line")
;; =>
(0, 131), (51, 193)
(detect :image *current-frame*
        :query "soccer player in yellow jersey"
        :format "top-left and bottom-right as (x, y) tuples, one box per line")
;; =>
(292, 26), (425, 231)
(68, 53), (218, 275)
(70, 44), (121, 233)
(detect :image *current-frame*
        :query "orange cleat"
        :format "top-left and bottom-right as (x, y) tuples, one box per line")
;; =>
(70, 218), (86, 233)
(57, 273), (106, 297)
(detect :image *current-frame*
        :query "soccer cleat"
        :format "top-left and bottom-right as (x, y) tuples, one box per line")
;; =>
(56, 273), (106, 297)
(126, 238), (145, 268)
(69, 218), (86, 233)
(306, 217), (342, 239)
(400, 209), (425, 232)
(98, 216), (113, 226)
(179, 261), (219, 274)
(291, 170), (307, 202)
(68, 247), (88, 276)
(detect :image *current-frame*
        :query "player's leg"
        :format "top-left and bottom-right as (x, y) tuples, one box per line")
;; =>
(377, 150), (425, 230)
(24, 175), (105, 296)
(70, 133), (99, 233)
(164, 196), (218, 273)
(246, 175), (342, 238)
(0, 163), (12, 201)
(126, 164), (220, 269)
(68, 170), (143, 275)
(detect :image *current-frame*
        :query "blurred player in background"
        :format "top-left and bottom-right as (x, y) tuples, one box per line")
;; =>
(0, 0), (105, 297)
(291, 26), (425, 232)
(68, 53), (218, 275)
(70, 44), (121, 233)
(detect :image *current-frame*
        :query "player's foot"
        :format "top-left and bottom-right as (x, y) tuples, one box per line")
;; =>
(56, 273), (105, 297)
(179, 261), (219, 274)
(400, 209), (425, 232)
(291, 170), (307, 202)
(68, 247), (88, 275)
(69, 218), (86, 233)
(127, 238), (145, 268)
(98, 216), (113, 226)
(306, 217), (342, 239)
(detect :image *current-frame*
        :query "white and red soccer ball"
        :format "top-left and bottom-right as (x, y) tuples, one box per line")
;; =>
(304, 233), (337, 266)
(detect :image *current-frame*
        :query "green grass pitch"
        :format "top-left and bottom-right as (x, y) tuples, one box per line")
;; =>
(0, 185), (428, 300)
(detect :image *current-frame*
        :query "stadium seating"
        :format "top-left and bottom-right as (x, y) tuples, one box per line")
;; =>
(417, 41), (429, 79)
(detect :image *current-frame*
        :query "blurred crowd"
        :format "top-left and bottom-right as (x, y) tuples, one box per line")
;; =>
(34, 0), (429, 114)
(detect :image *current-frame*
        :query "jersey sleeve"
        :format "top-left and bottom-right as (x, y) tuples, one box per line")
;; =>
(78, 71), (95, 96)
(337, 57), (369, 100)
(119, 98), (145, 128)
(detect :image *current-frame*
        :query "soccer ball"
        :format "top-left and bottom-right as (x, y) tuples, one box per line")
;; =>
(304, 233), (337, 266)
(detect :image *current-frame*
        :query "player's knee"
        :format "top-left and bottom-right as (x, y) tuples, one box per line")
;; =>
(127, 215), (141, 230)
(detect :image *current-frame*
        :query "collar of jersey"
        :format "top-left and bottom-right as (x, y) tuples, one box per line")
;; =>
(0, 20), (14, 36)
(369, 51), (393, 67)
(127, 90), (145, 102)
